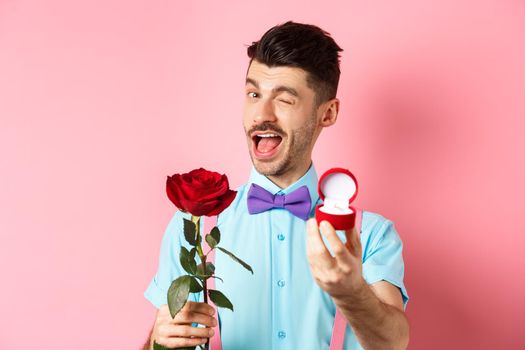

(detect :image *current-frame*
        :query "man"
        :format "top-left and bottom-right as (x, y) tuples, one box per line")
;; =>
(143, 21), (409, 349)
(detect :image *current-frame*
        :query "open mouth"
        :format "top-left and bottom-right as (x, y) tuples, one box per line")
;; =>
(252, 132), (283, 159)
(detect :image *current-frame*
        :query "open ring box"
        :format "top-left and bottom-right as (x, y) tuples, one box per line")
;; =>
(315, 168), (358, 230)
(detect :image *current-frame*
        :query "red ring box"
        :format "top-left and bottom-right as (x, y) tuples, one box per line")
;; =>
(315, 168), (358, 230)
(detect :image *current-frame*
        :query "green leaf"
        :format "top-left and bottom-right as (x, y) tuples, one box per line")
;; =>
(205, 233), (217, 249)
(167, 275), (191, 318)
(152, 340), (170, 350)
(189, 276), (203, 293)
(196, 262), (215, 278)
(208, 289), (234, 311)
(189, 247), (197, 260)
(211, 275), (223, 283)
(183, 218), (197, 246)
(180, 247), (197, 274)
(153, 341), (196, 350)
(206, 262), (215, 275)
(217, 247), (253, 274)
(210, 226), (221, 245)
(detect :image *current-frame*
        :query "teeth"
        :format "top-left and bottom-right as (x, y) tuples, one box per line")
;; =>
(258, 134), (278, 138)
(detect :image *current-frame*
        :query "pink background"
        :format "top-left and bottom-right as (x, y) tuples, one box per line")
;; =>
(1, 0), (524, 348)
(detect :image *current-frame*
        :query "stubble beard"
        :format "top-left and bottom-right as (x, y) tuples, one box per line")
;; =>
(248, 115), (317, 177)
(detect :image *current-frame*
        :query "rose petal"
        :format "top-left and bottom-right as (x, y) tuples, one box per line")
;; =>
(179, 198), (218, 216)
(205, 189), (237, 216)
(166, 175), (184, 210)
(166, 169), (237, 216)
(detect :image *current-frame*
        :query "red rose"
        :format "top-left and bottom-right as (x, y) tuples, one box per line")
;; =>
(166, 168), (237, 216)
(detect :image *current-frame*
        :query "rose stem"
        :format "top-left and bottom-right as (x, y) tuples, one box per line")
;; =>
(192, 216), (210, 350)
(193, 216), (209, 304)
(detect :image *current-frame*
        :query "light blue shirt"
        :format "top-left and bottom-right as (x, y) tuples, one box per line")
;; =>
(145, 164), (409, 349)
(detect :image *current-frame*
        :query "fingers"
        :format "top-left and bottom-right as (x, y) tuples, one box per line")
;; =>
(159, 336), (208, 348)
(155, 303), (217, 349)
(174, 308), (217, 328)
(183, 300), (216, 317)
(316, 221), (356, 276)
(155, 324), (212, 348)
(159, 302), (216, 327)
(306, 219), (335, 268)
(344, 226), (362, 258)
(157, 323), (214, 340)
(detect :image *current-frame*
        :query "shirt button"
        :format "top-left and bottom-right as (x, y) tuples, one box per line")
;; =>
(278, 331), (286, 339)
(277, 233), (285, 241)
(277, 280), (285, 287)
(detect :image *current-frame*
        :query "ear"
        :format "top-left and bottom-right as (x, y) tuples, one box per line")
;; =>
(319, 98), (339, 127)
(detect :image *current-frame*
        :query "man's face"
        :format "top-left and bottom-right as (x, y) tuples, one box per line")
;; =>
(243, 60), (321, 177)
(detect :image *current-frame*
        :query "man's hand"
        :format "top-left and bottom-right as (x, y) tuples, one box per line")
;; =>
(306, 219), (366, 299)
(306, 218), (409, 349)
(150, 301), (216, 349)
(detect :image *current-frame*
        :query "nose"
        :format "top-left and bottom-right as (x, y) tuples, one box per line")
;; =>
(253, 98), (277, 124)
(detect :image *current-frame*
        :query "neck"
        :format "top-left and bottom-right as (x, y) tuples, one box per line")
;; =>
(267, 160), (312, 189)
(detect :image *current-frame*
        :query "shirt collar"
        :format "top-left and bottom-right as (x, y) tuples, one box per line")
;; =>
(248, 162), (320, 213)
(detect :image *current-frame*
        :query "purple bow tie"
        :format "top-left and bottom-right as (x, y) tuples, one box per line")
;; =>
(247, 183), (312, 220)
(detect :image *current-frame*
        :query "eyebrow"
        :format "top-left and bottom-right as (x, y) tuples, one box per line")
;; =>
(245, 77), (299, 97)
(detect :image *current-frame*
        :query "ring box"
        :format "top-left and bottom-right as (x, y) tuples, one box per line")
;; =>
(315, 168), (358, 230)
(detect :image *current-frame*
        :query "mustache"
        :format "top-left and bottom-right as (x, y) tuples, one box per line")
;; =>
(248, 122), (286, 137)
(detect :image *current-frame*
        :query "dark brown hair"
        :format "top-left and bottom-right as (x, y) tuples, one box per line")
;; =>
(247, 21), (343, 107)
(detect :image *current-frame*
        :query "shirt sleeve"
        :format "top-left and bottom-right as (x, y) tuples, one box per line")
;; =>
(361, 212), (409, 308)
(144, 210), (188, 309)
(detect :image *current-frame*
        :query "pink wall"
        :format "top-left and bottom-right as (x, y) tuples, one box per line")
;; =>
(1, 1), (524, 348)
